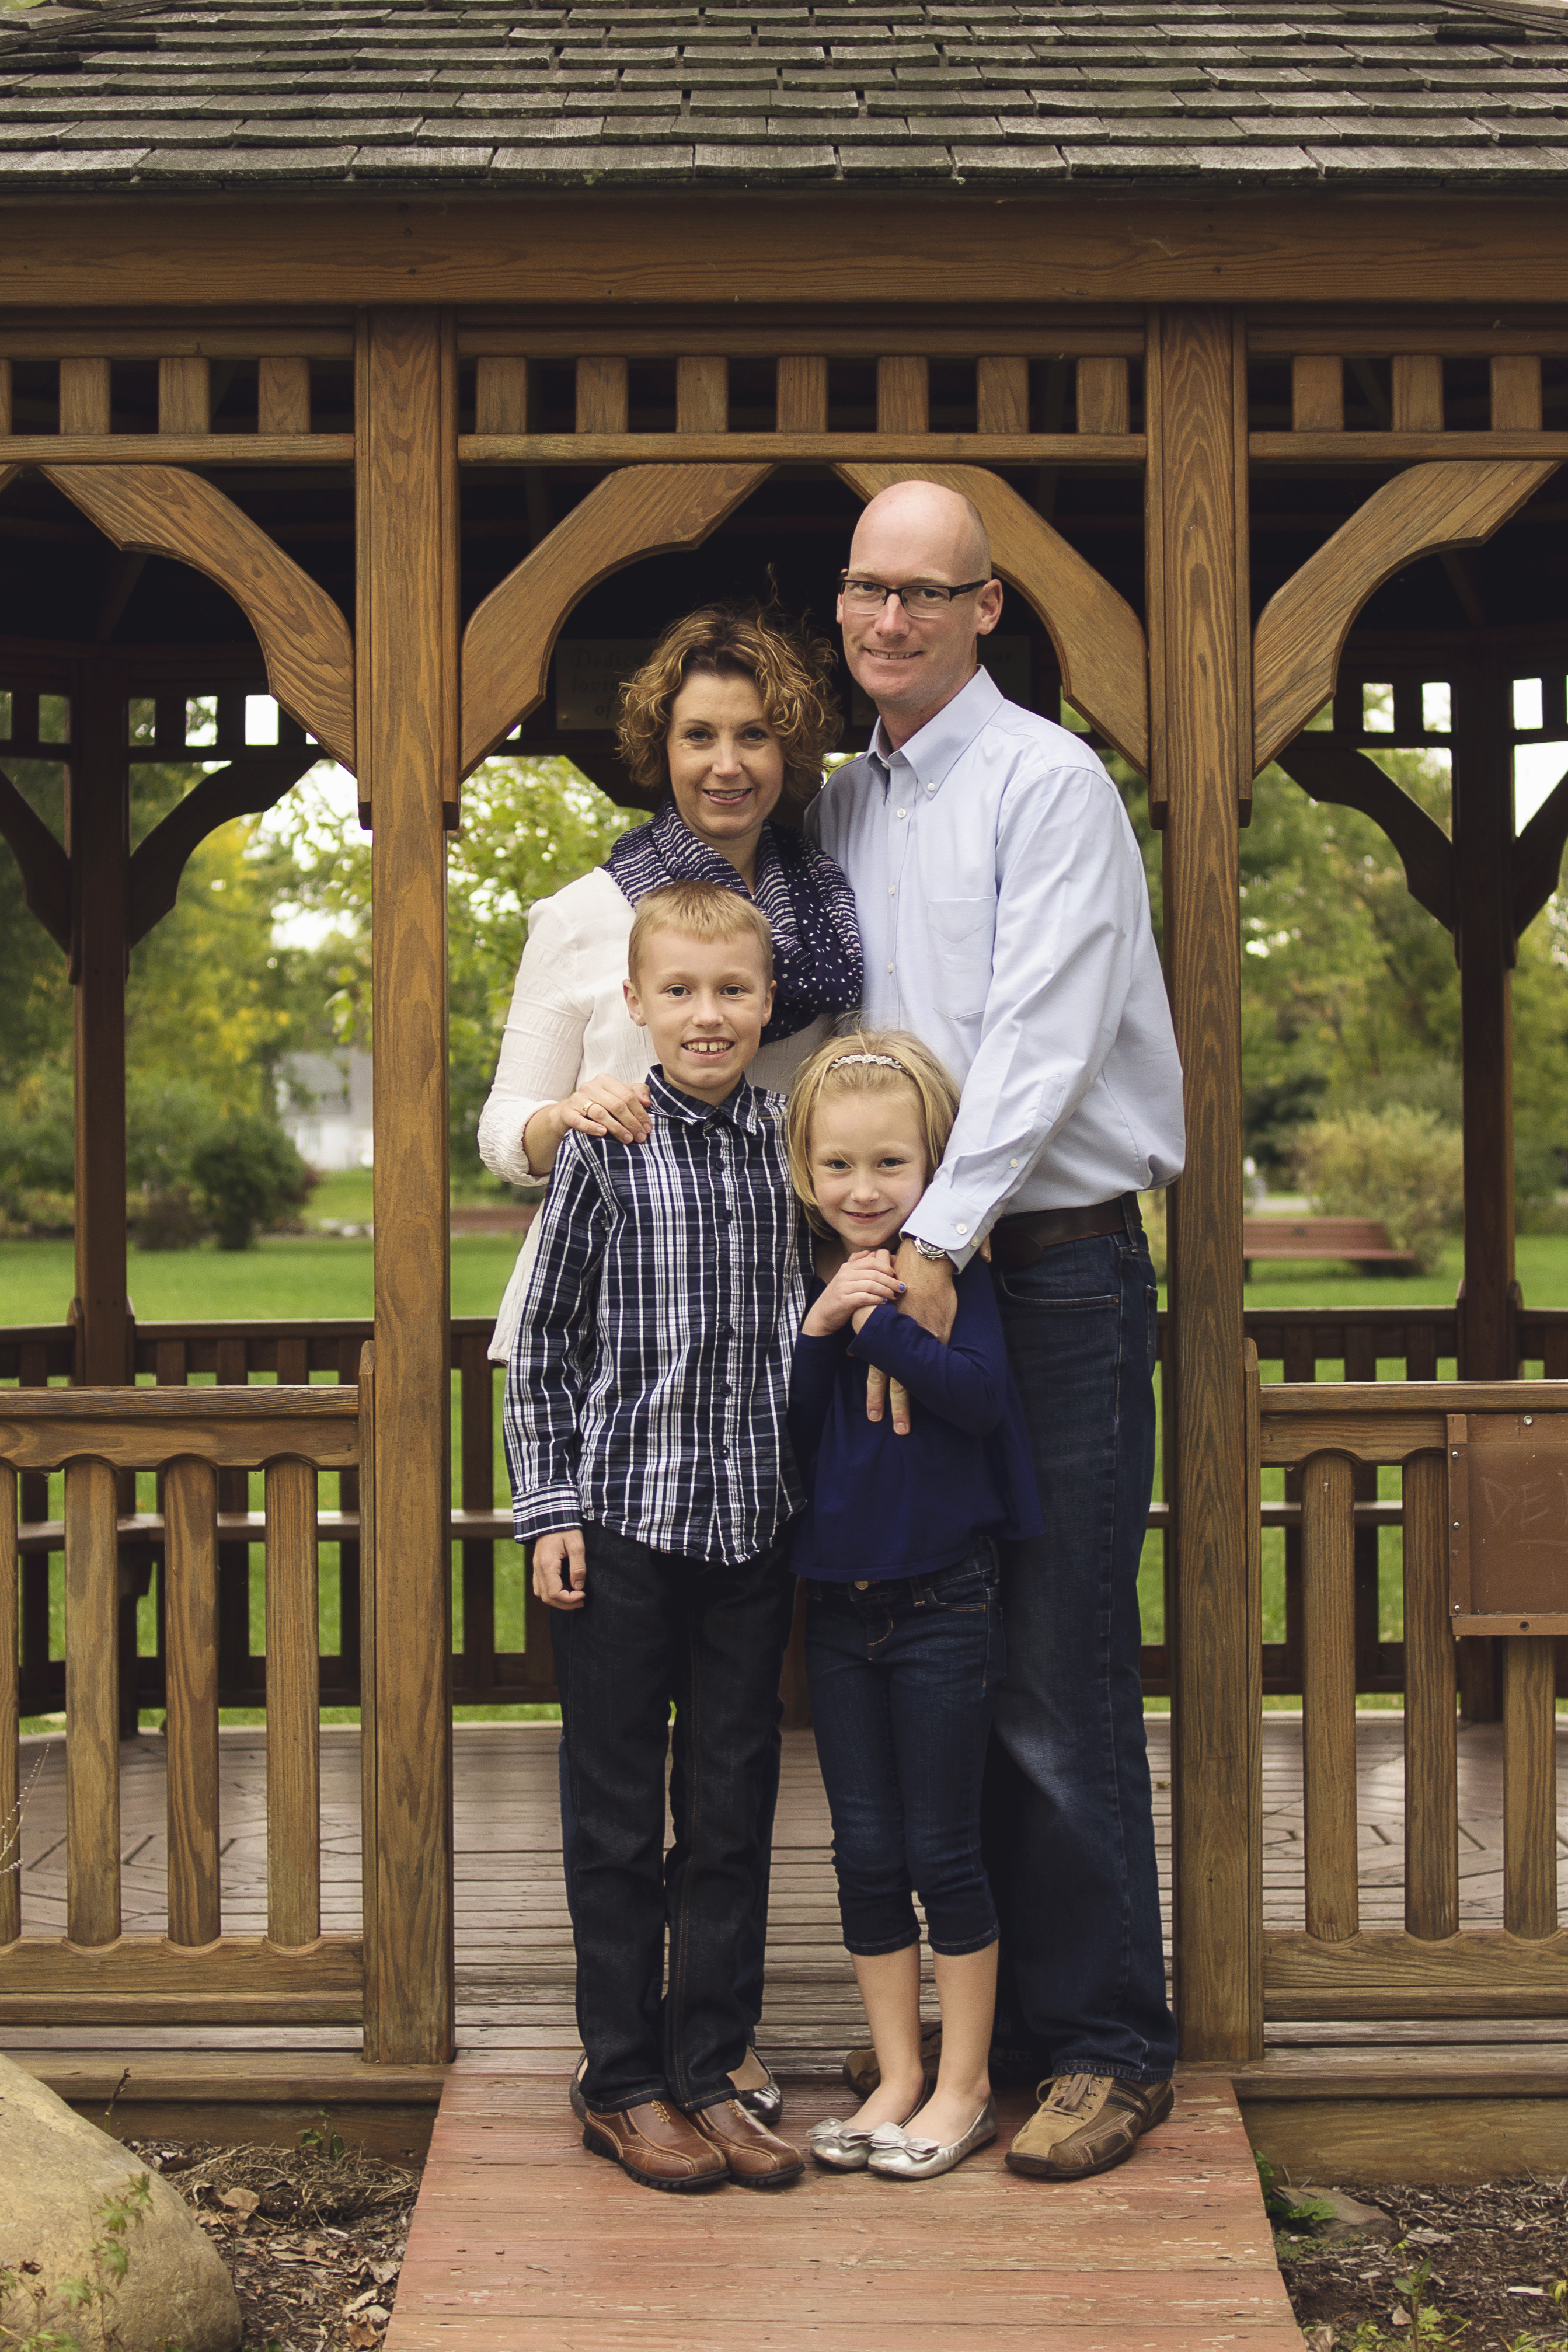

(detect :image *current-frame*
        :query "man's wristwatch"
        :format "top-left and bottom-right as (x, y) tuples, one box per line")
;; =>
(907, 1236), (952, 1266)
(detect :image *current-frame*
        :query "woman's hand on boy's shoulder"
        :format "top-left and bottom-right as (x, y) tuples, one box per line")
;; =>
(532, 1528), (587, 1609)
(801, 1248), (904, 1339)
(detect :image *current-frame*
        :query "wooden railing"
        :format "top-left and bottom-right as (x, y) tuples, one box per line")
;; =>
(0, 1361), (374, 2028)
(8, 1302), (1568, 1720)
(1252, 1353), (1567, 2024)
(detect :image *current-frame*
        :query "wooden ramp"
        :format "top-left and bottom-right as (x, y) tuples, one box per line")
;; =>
(385, 2070), (1299, 2351)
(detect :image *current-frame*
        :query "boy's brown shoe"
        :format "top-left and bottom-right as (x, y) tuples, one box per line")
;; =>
(583, 2099), (730, 2192)
(1005, 2073), (1174, 2180)
(842, 2020), (942, 2100)
(687, 2098), (805, 2189)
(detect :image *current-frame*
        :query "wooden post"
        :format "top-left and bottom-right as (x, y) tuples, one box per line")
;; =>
(358, 309), (457, 2064)
(1452, 661), (1515, 1722)
(67, 663), (133, 1389)
(1147, 306), (1257, 2060)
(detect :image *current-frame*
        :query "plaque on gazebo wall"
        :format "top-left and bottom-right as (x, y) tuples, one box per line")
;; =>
(1447, 1412), (1568, 1636)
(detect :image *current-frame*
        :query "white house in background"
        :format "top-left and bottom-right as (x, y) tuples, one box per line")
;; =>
(277, 1050), (374, 1172)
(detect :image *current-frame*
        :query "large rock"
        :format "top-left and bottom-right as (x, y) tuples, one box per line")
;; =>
(0, 2055), (240, 2350)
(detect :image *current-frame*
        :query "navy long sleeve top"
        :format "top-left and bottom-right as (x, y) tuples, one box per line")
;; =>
(786, 1256), (1043, 1584)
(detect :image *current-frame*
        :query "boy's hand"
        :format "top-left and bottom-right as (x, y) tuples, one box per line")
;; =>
(532, 1528), (587, 1609)
(802, 1248), (904, 1337)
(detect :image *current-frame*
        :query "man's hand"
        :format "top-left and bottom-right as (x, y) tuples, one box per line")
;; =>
(894, 1238), (957, 1341)
(864, 1370), (913, 1437)
(532, 1528), (587, 1610)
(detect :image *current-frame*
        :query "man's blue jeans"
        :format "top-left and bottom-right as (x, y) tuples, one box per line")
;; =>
(983, 1207), (1177, 2086)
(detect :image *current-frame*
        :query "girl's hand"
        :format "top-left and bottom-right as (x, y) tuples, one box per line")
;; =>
(802, 1248), (905, 1337)
(524, 1075), (653, 1175)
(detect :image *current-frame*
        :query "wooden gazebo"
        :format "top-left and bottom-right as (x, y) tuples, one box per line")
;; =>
(1, 0), (1565, 2170)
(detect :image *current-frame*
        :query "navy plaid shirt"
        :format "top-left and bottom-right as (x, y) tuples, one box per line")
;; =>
(504, 1067), (806, 1566)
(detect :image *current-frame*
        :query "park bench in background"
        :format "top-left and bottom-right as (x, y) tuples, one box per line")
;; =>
(1243, 1215), (1417, 1279)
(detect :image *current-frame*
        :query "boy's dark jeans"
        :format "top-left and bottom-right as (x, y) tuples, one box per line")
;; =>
(552, 1521), (797, 2115)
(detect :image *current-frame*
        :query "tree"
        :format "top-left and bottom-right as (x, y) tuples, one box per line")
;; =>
(273, 756), (639, 1183)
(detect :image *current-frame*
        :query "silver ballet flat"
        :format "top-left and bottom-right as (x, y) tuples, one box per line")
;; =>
(866, 2096), (998, 2180)
(734, 2056), (783, 2125)
(807, 2117), (879, 2170)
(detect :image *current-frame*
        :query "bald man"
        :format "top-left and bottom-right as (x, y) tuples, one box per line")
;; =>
(807, 481), (1185, 2181)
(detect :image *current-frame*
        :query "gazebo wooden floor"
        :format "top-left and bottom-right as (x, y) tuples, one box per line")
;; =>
(9, 1719), (1567, 2347)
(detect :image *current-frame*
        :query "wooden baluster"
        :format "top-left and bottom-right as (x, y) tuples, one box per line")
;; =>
(336, 1336), (361, 1705)
(677, 357), (727, 434)
(1491, 355), (1542, 434)
(1242, 1341), (1264, 2056)
(475, 356), (527, 437)
(877, 357), (928, 435)
(1281, 1325), (1317, 1694)
(163, 1455), (220, 1947)
(1292, 356), (1343, 433)
(0, 358), (11, 436)
(18, 1340), (51, 1720)
(1076, 356), (1128, 435)
(1392, 354), (1444, 433)
(0, 1462), (18, 1945)
(576, 357), (628, 435)
(459, 1330), (495, 1704)
(259, 356), (311, 437)
(215, 1337), (253, 1705)
(1402, 1451), (1458, 1939)
(60, 357), (111, 436)
(1503, 1635), (1557, 1938)
(776, 357), (827, 433)
(265, 1458), (320, 1947)
(64, 1456), (120, 1945)
(158, 357), (210, 436)
(1301, 1449), (1358, 1942)
(276, 1337), (308, 1388)
(977, 356), (1029, 435)
(1344, 1325), (1382, 1687)
(1406, 1322), (1438, 1382)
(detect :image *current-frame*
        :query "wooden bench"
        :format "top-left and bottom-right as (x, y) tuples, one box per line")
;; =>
(1242, 1215), (1417, 1278)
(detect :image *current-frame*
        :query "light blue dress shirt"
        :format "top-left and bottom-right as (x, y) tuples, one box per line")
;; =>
(806, 666), (1184, 1271)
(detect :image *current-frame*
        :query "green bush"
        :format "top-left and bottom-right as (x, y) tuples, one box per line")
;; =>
(190, 1117), (313, 1251)
(1294, 1106), (1463, 1276)
(130, 1182), (207, 1252)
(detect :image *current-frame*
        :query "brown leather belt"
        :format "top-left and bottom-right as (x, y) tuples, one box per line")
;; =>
(989, 1193), (1141, 1271)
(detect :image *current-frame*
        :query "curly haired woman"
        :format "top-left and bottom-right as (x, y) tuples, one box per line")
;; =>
(477, 601), (863, 2125)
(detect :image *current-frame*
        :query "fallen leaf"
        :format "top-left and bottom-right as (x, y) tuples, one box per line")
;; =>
(220, 2187), (260, 2217)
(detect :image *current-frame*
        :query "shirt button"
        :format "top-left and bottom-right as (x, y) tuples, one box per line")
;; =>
(956, 1223), (968, 1236)
(896, 808), (906, 818)
(886, 961), (894, 974)
(1010, 1158), (1019, 1168)
(888, 885), (896, 896)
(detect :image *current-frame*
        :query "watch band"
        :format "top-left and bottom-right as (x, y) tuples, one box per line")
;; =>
(908, 1235), (950, 1264)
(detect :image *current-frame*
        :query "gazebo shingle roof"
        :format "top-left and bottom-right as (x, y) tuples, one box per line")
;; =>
(2, 0), (1568, 192)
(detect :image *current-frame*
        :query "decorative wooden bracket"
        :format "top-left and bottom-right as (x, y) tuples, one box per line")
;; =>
(1252, 459), (1558, 773)
(40, 464), (356, 772)
(1514, 766), (1568, 936)
(127, 750), (320, 946)
(1273, 733), (1454, 931)
(832, 461), (1148, 777)
(459, 462), (773, 782)
(0, 761), (70, 951)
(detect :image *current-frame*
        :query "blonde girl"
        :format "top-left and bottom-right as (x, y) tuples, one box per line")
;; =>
(784, 1032), (1042, 2182)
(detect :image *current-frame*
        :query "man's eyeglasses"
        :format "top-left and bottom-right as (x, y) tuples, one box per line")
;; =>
(838, 573), (992, 617)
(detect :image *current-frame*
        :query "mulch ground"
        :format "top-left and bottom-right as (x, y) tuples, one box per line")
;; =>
(126, 2138), (422, 2352)
(1277, 2176), (1568, 2348)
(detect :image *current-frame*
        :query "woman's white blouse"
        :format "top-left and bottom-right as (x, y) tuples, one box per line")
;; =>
(477, 866), (833, 1358)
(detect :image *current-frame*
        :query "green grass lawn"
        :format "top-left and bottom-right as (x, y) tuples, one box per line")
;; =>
(10, 1232), (1565, 1730)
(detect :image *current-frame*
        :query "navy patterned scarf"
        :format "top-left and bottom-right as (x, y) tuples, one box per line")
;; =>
(605, 799), (863, 1046)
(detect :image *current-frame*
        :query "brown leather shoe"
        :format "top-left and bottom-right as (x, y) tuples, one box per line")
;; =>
(1005, 2072), (1174, 2180)
(583, 2099), (730, 2192)
(687, 2097), (805, 2189)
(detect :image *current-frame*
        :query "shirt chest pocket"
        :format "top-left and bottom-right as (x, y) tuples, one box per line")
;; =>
(925, 895), (994, 1019)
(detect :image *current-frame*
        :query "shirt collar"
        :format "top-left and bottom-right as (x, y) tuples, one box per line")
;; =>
(648, 1065), (767, 1133)
(867, 665), (1004, 799)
